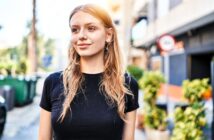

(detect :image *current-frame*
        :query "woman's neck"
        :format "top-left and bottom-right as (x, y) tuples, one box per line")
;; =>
(80, 56), (104, 74)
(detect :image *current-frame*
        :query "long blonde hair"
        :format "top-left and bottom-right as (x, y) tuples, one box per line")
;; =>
(59, 4), (132, 121)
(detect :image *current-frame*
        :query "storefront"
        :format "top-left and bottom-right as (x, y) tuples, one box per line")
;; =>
(164, 22), (214, 86)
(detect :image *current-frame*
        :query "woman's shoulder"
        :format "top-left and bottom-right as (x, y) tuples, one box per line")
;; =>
(124, 73), (138, 89)
(45, 71), (63, 80)
(44, 71), (63, 86)
(124, 73), (139, 112)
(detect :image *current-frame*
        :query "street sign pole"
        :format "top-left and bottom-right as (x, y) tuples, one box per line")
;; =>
(211, 60), (214, 140)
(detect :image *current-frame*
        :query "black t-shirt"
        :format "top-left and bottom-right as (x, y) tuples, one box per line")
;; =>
(40, 72), (139, 140)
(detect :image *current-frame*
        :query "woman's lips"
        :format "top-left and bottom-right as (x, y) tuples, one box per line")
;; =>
(77, 43), (91, 49)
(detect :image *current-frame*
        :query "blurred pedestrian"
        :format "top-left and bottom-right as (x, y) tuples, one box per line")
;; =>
(38, 4), (139, 140)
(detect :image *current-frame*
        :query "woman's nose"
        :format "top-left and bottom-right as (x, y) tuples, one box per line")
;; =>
(78, 29), (87, 40)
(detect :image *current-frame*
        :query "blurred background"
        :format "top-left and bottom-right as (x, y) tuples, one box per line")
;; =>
(0, 0), (213, 139)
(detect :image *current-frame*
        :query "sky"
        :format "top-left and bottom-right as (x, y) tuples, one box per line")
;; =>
(0, 0), (109, 47)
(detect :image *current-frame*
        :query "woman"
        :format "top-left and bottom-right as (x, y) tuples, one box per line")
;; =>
(39, 4), (139, 140)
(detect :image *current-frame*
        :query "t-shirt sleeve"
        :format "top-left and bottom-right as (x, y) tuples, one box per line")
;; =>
(39, 74), (53, 112)
(125, 75), (139, 113)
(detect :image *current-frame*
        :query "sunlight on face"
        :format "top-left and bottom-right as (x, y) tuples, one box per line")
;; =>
(69, 11), (107, 58)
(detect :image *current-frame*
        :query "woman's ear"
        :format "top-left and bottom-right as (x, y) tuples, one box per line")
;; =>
(105, 28), (113, 43)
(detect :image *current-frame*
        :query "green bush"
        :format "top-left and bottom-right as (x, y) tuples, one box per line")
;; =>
(127, 65), (144, 81)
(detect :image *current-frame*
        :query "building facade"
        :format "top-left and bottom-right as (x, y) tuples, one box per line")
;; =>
(132, 0), (214, 139)
(132, 0), (214, 85)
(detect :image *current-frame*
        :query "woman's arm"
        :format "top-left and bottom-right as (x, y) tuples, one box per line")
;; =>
(38, 108), (52, 140)
(123, 110), (137, 140)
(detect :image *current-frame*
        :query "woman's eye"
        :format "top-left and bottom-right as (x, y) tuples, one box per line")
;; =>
(71, 28), (79, 33)
(88, 26), (96, 32)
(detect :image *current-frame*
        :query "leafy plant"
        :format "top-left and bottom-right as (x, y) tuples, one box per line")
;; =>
(138, 71), (167, 130)
(182, 78), (211, 103)
(171, 78), (210, 140)
(139, 71), (165, 105)
(127, 65), (144, 81)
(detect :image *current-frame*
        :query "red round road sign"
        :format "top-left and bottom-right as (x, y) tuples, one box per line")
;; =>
(157, 34), (175, 52)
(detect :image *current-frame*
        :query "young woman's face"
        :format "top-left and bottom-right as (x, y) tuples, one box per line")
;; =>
(70, 11), (112, 58)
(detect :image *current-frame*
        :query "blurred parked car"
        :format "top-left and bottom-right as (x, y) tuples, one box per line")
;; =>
(0, 96), (6, 136)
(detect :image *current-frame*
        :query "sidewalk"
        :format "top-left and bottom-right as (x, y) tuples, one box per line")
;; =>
(1, 76), (45, 140)
(1, 95), (41, 140)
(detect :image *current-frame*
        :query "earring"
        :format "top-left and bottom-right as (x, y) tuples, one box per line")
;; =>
(105, 46), (109, 51)
(105, 41), (110, 52)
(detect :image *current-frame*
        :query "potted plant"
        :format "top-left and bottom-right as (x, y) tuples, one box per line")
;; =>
(171, 78), (211, 140)
(138, 71), (169, 140)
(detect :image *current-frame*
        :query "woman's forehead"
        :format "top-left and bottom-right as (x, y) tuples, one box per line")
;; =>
(70, 11), (103, 26)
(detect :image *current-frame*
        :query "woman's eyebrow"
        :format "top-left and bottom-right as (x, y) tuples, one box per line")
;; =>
(84, 22), (98, 26)
(70, 24), (79, 27)
(71, 22), (100, 27)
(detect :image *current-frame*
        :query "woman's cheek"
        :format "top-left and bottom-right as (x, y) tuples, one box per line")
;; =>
(70, 37), (78, 46)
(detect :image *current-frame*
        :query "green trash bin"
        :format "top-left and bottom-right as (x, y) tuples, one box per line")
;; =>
(25, 77), (32, 104)
(25, 76), (38, 103)
(30, 76), (38, 99)
(0, 75), (29, 106)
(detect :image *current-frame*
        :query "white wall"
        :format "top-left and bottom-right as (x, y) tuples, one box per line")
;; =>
(135, 0), (214, 45)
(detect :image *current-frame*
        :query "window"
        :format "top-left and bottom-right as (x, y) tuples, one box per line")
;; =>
(169, 0), (182, 10)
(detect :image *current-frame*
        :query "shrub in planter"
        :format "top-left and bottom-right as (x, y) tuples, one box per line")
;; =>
(171, 78), (211, 140)
(138, 71), (169, 140)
